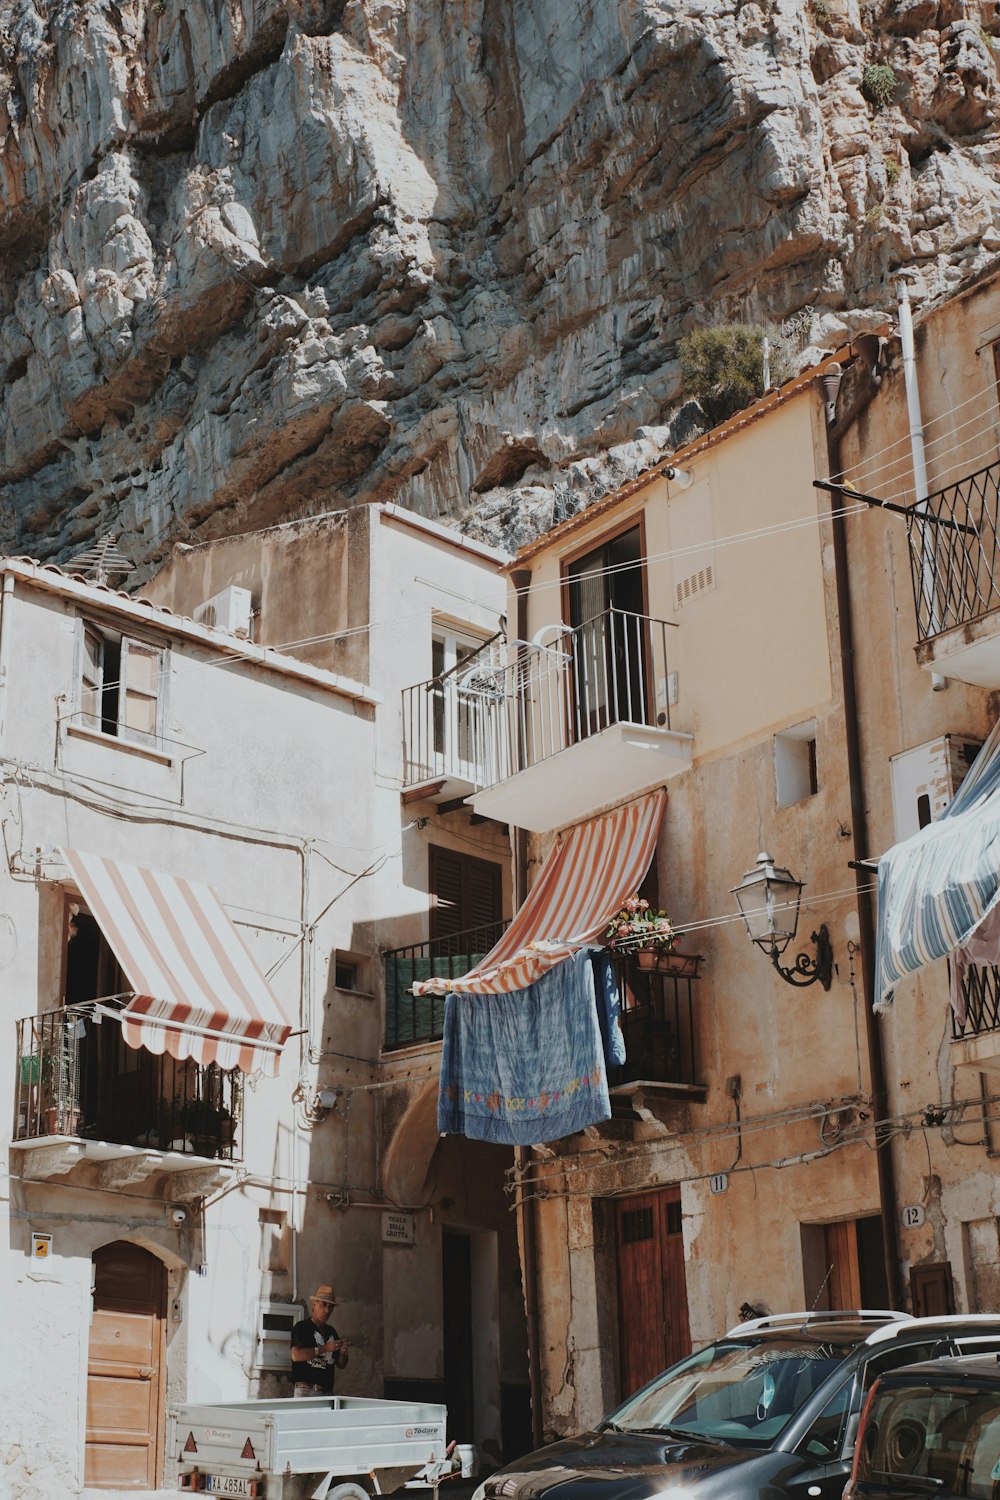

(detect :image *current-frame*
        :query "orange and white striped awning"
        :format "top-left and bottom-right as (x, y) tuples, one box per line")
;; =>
(63, 850), (291, 1075)
(413, 790), (666, 996)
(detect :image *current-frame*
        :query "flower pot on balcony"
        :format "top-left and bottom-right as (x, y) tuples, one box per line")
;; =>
(636, 948), (659, 971)
(656, 951), (702, 978)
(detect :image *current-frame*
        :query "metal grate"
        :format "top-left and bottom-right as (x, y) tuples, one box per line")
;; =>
(608, 958), (700, 1089)
(906, 460), (1000, 642)
(674, 564), (714, 610)
(621, 1207), (654, 1243)
(953, 964), (1000, 1041)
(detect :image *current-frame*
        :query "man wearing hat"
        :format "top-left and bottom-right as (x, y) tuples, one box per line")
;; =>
(290, 1285), (349, 1397)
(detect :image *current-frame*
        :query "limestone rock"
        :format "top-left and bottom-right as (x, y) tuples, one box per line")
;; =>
(0, 0), (999, 566)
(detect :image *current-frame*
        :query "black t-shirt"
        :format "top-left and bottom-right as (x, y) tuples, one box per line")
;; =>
(290, 1317), (340, 1391)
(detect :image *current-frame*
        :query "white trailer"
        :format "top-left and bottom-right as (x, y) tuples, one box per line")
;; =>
(168, 1394), (450, 1500)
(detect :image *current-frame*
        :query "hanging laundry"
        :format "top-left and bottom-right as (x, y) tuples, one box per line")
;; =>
(592, 948), (625, 1068)
(437, 947), (614, 1145)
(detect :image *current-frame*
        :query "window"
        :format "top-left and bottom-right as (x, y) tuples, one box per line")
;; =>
(79, 622), (165, 745)
(333, 953), (370, 993)
(431, 624), (491, 771)
(429, 846), (503, 947)
(775, 721), (818, 807)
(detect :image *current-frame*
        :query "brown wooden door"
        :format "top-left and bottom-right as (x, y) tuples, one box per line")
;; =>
(911, 1262), (955, 1318)
(86, 1242), (166, 1489)
(616, 1187), (690, 1398)
(823, 1220), (863, 1310)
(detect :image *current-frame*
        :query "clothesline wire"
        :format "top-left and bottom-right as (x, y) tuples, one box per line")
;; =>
(839, 384), (1000, 489)
(837, 381), (997, 489)
(84, 502), (872, 700)
(842, 432), (1000, 511)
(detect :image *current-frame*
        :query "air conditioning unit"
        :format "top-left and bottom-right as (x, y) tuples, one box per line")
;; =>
(193, 585), (253, 639)
(890, 734), (982, 843)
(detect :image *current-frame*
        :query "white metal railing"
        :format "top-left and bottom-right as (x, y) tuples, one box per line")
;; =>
(402, 608), (677, 792)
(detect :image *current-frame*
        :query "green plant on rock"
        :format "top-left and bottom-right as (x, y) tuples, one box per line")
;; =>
(811, 0), (831, 22)
(678, 324), (790, 425)
(885, 157), (901, 185)
(862, 64), (898, 112)
(864, 204), (886, 231)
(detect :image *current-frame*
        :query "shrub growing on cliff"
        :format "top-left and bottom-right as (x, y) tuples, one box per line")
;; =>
(678, 324), (788, 424)
(862, 64), (898, 112)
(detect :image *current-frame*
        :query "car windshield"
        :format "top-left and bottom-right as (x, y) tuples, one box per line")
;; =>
(601, 1336), (855, 1448)
(856, 1380), (1000, 1498)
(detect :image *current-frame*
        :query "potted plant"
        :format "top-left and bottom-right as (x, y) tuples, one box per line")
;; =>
(604, 897), (702, 976)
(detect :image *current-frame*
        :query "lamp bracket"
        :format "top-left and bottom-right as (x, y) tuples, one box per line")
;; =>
(770, 924), (834, 991)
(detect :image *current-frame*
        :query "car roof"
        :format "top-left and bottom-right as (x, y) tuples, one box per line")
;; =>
(879, 1353), (1000, 1385)
(726, 1311), (1000, 1348)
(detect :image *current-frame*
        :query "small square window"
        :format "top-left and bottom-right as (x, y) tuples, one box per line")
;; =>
(335, 960), (359, 991)
(775, 722), (818, 807)
(333, 953), (370, 993)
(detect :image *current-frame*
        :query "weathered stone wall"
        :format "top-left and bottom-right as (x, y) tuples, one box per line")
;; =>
(2, 0), (1000, 566)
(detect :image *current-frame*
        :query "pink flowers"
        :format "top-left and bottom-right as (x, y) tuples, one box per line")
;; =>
(604, 895), (677, 953)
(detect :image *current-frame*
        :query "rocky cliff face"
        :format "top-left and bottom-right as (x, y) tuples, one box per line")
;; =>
(1, 0), (999, 566)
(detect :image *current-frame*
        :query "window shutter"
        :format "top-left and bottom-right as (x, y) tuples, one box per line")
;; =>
(429, 848), (466, 941)
(429, 848), (502, 941)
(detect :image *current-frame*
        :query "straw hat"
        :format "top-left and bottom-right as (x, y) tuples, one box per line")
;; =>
(311, 1284), (336, 1305)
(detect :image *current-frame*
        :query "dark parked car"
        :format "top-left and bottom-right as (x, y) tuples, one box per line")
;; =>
(473, 1313), (1000, 1500)
(845, 1353), (1000, 1500)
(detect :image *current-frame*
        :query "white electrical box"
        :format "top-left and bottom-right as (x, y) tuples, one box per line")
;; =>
(890, 734), (982, 843)
(255, 1299), (304, 1371)
(194, 585), (253, 639)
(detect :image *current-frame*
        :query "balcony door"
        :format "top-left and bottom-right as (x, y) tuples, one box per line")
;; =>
(86, 1241), (166, 1489)
(615, 1186), (690, 1397)
(565, 523), (648, 736)
(432, 627), (490, 784)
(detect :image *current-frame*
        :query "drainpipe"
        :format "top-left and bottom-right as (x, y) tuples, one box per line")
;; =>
(0, 571), (13, 758)
(824, 340), (903, 1309)
(511, 565), (543, 1447)
(897, 277), (946, 691)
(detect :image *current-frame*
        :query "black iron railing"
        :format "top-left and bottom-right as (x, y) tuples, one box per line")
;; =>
(14, 1007), (243, 1160)
(953, 965), (1000, 1041)
(608, 958), (699, 1088)
(907, 460), (1000, 642)
(384, 920), (509, 1049)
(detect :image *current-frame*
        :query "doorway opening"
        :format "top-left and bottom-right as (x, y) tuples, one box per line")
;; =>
(615, 1185), (691, 1398)
(86, 1240), (167, 1489)
(800, 1214), (889, 1311)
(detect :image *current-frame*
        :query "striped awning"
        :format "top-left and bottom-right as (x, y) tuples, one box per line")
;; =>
(875, 721), (1000, 1010)
(62, 850), (291, 1074)
(413, 790), (666, 996)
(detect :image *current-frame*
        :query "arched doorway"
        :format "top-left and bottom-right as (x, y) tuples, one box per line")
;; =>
(86, 1241), (167, 1489)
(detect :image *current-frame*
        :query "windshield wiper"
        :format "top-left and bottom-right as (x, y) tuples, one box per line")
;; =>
(619, 1425), (732, 1448)
(868, 1474), (942, 1491)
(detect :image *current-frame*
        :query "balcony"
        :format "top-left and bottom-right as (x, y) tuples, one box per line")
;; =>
(468, 608), (692, 833)
(384, 920), (508, 1050)
(401, 638), (506, 803)
(14, 1008), (243, 1183)
(609, 957), (703, 1098)
(951, 965), (1000, 1076)
(908, 460), (1000, 687)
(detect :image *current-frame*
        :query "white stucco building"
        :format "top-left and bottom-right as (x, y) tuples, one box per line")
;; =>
(2, 504), (527, 1498)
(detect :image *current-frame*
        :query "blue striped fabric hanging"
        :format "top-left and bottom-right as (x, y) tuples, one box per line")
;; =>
(875, 718), (1000, 1010)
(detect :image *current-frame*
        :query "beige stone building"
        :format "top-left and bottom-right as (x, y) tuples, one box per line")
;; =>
(433, 266), (1000, 1440)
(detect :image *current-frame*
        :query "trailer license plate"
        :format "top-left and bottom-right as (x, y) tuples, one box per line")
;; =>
(204, 1477), (253, 1496)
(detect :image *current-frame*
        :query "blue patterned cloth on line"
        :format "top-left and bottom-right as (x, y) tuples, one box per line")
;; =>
(437, 947), (621, 1145)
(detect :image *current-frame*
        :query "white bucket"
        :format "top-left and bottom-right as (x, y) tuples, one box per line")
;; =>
(455, 1444), (479, 1479)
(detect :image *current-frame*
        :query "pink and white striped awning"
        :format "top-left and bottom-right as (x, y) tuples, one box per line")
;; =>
(413, 790), (666, 996)
(62, 850), (291, 1075)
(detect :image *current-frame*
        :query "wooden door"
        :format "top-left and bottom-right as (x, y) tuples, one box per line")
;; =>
(911, 1262), (955, 1318)
(823, 1220), (863, 1310)
(443, 1230), (475, 1443)
(616, 1187), (690, 1398)
(86, 1242), (166, 1489)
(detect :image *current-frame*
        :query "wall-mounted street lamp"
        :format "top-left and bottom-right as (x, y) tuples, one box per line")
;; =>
(731, 852), (833, 991)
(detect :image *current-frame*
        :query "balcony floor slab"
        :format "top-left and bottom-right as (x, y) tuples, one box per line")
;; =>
(917, 611), (1000, 688)
(468, 721), (693, 833)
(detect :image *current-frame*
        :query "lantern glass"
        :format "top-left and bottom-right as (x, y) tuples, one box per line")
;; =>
(732, 853), (803, 955)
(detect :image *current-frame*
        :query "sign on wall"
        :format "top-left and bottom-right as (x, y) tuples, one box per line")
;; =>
(382, 1211), (415, 1246)
(901, 1204), (926, 1229)
(709, 1174), (729, 1195)
(30, 1232), (52, 1259)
